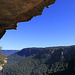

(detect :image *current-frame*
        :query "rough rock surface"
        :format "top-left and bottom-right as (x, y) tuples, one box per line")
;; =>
(0, 0), (56, 39)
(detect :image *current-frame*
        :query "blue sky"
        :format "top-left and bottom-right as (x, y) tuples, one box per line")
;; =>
(1, 0), (75, 50)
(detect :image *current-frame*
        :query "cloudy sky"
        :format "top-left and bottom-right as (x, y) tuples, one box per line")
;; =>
(1, 0), (75, 50)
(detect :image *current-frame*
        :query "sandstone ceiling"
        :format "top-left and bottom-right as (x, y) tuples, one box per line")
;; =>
(0, 0), (56, 39)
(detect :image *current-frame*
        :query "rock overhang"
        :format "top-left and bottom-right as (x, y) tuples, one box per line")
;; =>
(0, 0), (56, 39)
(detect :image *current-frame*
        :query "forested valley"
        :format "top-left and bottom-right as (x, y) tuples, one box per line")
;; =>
(0, 46), (75, 75)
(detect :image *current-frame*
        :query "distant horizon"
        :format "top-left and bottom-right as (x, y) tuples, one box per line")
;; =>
(2, 44), (75, 50)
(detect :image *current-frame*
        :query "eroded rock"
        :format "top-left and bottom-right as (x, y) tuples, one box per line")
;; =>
(0, 55), (7, 71)
(0, 66), (3, 71)
(0, 0), (56, 39)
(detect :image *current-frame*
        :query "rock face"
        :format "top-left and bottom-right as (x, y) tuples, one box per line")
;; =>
(0, 47), (7, 71)
(0, 53), (7, 71)
(0, 66), (3, 71)
(0, 57), (7, 71)
(0, 0), (56, 39)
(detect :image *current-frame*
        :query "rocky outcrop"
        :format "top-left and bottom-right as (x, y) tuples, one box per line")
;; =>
(0, 57), (7, 71)
(0, 55), (7, 71)
(0, 0), (56, 39)
(0, 66), (3, 71)
(0, 47), (7, 71)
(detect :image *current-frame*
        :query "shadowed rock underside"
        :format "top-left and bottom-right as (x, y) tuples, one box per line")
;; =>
(0, 0), (56, 39)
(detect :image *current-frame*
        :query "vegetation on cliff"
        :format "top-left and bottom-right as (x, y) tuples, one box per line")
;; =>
(0, 46), (75, 75)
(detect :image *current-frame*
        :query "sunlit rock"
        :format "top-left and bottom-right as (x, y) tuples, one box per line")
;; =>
(0, 65), (3, 71)
(4, 58), (7, 64)
(2, 64), (4, 66)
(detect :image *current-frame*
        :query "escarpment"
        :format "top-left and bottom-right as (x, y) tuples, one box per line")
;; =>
(0, 0), (56, 39)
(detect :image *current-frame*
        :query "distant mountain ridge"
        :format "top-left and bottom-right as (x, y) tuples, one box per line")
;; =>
(7, 45), (75, 63)
(16, 48), (44, 56)
(7, 48), (44, 63)
(0, 45), (75, 75)
(2, 50), (19, 56)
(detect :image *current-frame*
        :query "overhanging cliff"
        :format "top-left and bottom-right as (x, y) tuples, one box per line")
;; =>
(0, 0), (56, 39)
